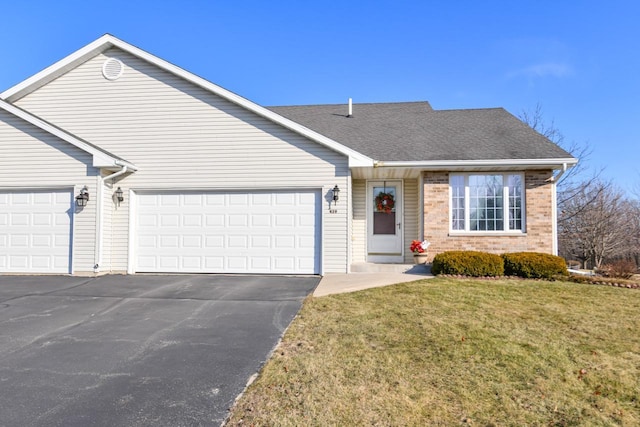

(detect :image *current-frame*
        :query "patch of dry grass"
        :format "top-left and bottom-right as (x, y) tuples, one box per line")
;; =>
(226, 279), (640, 426)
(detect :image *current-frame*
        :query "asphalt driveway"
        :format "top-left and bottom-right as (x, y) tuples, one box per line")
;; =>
(0, 274), (319, 426)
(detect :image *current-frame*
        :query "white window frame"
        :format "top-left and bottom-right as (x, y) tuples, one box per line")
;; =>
(449, 173), (526, 235)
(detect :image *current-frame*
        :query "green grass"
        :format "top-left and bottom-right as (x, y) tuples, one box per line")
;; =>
(226, 279), (640, 426)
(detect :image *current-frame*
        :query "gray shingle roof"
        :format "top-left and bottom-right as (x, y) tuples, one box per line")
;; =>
(268, 102), (574, 162)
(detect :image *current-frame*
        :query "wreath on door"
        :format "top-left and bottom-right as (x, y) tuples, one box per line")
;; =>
(375, 192), (395, 214)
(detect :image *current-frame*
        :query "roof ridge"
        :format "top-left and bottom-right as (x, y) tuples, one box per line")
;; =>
(435, 107), (506, 112)
(269, 101), (432, 108)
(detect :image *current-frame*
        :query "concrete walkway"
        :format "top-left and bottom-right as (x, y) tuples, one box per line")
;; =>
(314, 267), (434, 297)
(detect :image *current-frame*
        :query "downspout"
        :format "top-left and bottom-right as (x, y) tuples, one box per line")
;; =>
(549, 163), (568, 256)
(550, 162), (568, 184)
(94, 164), (129, 273)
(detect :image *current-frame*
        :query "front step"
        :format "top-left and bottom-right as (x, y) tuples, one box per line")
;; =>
(350, 262), (429, 274)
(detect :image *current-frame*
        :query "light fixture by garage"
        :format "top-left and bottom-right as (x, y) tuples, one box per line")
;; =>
(332, 185), (340, 203)
(76, 186), (89, 207)
(115, 187), (124, 204)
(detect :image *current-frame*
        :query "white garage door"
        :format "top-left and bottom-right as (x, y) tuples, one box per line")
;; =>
(0, 189), (73, 274)
(135, 190), (320, 274)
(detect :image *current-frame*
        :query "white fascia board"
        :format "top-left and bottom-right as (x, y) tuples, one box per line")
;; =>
(0, 99), (137, 171)
(375, 158), (578, 170)
(3, 34), (373, 168)
(92, 154), (137, 171)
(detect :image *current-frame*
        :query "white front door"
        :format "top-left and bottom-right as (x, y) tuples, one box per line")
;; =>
(367, 181), (403, 262)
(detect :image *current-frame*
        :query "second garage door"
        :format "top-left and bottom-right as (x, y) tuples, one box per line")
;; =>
(135, 190), (320, 274)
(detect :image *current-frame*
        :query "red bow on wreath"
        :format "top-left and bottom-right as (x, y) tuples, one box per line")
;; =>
(375, 192), (395, 214)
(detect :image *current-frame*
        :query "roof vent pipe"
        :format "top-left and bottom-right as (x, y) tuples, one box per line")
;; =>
(348, 98), (353, 118)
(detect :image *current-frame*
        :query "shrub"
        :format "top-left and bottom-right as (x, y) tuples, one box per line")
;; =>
(599, 260), (637, 279)
(432, 251), (504, 277)
(502, 252), (568, 279)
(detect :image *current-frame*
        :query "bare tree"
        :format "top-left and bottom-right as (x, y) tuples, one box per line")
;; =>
(518, 104), (600, 209)
(558, 181), (635, 268)
(626, 197), (640, 268)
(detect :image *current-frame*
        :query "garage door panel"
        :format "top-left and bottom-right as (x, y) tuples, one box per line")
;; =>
(250, 214), (271, 227)
(228, 235), (248, 248)
(31, 256), (51, 269)
(182, 256), (201, 269)
(33, 235), (52, 247)
(12, 213), (30, 226)
(182, 235), (202, 248)
(251, 236), (271, 248)
(136, 190), (320, 274)
(55, 213), (71, 226)
(53, 255), (69, 269)
(228, 214), (248, 227)
(205, 235), (224, 248)
(9, 255), (29, 269)
(206, 214), (224, 226)
(227, 257), (247, 270)
(183, 214), (202, 227)
(205, 257), (224, 269)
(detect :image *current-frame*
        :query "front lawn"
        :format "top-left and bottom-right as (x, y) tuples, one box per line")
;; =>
(226, 278), (640, 426)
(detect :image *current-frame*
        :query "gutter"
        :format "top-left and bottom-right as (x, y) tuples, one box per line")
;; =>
(94, 164), (129, 273)
(548, 162), (568, 182)
(373, 158), (578, 169)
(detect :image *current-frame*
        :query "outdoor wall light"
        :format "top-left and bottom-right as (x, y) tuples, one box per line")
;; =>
(332, 185), (340, 203)
(76, 186), (89, 207)
(115, 187), (124, 203)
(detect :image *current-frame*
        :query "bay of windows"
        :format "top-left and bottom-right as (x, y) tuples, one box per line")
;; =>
(450, 173), (524, 232)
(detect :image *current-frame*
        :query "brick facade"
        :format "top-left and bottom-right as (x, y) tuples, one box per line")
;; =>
(423, 170), (554, 261)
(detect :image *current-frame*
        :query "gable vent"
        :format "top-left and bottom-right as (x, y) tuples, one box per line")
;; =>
(102, 58), (124, 81)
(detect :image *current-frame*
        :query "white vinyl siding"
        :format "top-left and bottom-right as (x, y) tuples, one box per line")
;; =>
(351, 179), (367, 263)
(16, 48), (349, 273)
(0, 110), (99, 274)
(402, 179), (419, 263)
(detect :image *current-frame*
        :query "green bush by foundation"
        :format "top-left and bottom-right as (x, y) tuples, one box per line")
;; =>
(431, 251), (504, 277)
(502, 252), (568, 279)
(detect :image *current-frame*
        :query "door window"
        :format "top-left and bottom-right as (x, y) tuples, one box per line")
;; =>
(373, 186), (396, 235)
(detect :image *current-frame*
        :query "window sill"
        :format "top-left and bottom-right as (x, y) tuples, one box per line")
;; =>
(448, 231), (527, 237)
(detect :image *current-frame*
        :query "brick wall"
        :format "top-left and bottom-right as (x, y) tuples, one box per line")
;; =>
(423, 170), (554, 261)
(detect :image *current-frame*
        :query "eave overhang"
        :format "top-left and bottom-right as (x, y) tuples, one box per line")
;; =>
(351, 158), (578, 180)
(373, 158), (578, 170)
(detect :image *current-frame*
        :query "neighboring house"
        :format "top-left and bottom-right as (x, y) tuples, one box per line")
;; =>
(0, 34), (577, 276)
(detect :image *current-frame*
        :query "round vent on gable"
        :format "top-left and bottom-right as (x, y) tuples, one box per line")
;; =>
(102, 58), (124, 81)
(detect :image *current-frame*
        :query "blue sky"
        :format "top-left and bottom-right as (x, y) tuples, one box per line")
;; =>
(0, 1), (637, 190)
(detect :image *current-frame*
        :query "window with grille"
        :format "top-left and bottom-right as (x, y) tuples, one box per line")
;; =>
(449, 173), (525, 233)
